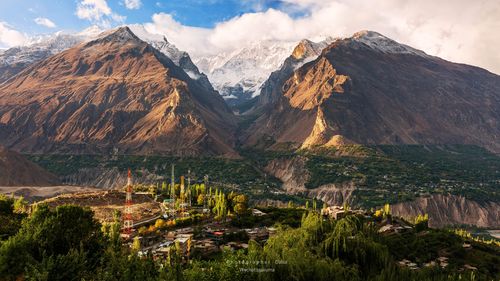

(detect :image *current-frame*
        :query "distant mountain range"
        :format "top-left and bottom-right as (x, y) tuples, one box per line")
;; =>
(193, 40), (297, 105)
(0, 27), (498, 155)
(0, 26), (101, 84)
(194, 37), (335, 106)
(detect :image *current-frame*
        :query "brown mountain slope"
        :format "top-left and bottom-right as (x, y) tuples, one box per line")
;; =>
(243, 31), (500, 152)
(0, 145), (60, 186)
(0, 62), (28, 84)
(0, 27), (236, 156)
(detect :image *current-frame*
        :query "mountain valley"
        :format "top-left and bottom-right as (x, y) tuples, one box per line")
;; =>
(0, 27), (498, 229)
(0, 6), (498, 279)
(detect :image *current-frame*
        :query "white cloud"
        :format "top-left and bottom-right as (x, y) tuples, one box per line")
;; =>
(76, 0), (111, 20)
(124, 0), (142, 10)
(0, 22), (27, 48)
(144, 13), (212, 54)
(34, 17), (57, 28)
(76, 0), (125, 28)
(144, 0), (500, 74)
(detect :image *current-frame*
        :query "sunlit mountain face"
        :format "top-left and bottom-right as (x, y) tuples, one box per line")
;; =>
(0, 1), (499, 281)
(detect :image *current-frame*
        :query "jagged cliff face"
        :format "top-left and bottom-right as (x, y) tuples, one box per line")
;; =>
(283, 57), (349, 110)
(252, 38), (333, 109)
(391, 194), (500, 228)
(0, 27), (237, 156)
(264, 156), (310, 193)
(264, 156), (356, 205)
(265, 156), (499, 228)
(244, 31), (500, 153)
(0, 145), (60, 186)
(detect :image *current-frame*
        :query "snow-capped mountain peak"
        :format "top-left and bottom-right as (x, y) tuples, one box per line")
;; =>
(0, 25), (207, 86)
(193, 37), (336, 105)
(126, 24), (206, 80)
(193, 40), (298, 104)
(77, 25), (103, 38)
(0, 26), (105, 69)
(351, 30), (428, 57)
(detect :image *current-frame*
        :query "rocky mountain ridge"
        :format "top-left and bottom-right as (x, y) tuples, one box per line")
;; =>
(391, 194), (500, 228)
(194, 38), (333, 106)
(0, 25), (207, 89)
(0, 27), (237, 156)
(243, 31), (500, 153)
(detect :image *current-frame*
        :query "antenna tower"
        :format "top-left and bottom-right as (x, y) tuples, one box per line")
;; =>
(123, 169), (133, 234)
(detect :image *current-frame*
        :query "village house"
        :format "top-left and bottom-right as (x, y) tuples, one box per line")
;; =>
(252, 209), (266, 216)
(192, 239), (219, 257)
(321, 206), (346, 219)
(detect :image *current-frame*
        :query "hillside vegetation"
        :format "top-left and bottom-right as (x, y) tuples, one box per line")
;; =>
(28, 145), (500, 209)
(0, 197), (498, 281)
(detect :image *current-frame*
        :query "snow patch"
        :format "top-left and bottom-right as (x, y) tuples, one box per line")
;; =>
(185, 70), (200, 80)
(0, 24), (204, 84)
(351, 30), (429, 57)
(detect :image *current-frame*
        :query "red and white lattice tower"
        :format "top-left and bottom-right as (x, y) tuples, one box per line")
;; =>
(123, 169), (133, 234)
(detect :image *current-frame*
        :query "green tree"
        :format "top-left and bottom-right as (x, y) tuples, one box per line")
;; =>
(0, 204), (104, 279)
(13, 196), (28, 213)
(414, 214), (429, 232)
(0, 194), (26, 239)
(233, 194), (248, 216)
(196, 194), (205, 206)
(0, 194), (14, 214)
(24, 248), (90, 281)
(132, 236), (141, 252)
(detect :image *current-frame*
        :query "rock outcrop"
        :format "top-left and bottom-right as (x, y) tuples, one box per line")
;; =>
(264, 156), (356, 205)
(391, 194), (500, 228)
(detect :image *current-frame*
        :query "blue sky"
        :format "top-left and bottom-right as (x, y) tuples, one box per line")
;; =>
(0, 0), (288, 35)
